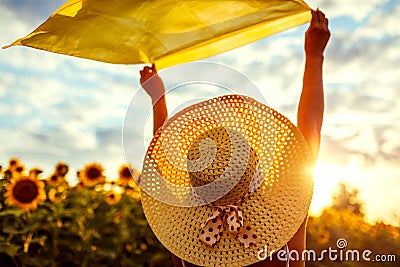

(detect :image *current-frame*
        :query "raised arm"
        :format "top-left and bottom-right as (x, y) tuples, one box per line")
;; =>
(297, 10), (330, 164)
(140, 63), (168, 134)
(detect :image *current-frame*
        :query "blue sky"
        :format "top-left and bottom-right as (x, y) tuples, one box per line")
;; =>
(0, 0), (399, 224)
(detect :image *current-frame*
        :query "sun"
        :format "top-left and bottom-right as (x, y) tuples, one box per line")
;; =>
(310, 161), (360, 216)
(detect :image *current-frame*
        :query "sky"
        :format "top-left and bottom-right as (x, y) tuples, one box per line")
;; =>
(0, 0), (399, 225)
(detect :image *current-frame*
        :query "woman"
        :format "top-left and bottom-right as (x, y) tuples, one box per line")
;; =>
(140, 9), (330, 267)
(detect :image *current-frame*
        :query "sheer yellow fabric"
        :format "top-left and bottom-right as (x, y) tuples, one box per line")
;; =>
(4, 0), (311, 68)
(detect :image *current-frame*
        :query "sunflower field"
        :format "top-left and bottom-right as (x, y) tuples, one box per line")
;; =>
(1, 158), (399, 267)
(0, 158), (172, 267)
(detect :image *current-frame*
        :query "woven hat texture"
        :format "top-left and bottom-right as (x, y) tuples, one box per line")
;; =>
(187, 126), (262, 206)
(141, 94), (313, 266)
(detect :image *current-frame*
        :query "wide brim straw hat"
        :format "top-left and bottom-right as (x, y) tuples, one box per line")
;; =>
(140, 94), (313, 266)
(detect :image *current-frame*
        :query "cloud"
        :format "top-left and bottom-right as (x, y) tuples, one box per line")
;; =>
(1, 0), (65, 24)
(306, 0), (385, 21)
(314, 1), (400, 169)
(0, 0), (139, 178)
(0, 0), (399, 223)
(353, 3), (400, 39)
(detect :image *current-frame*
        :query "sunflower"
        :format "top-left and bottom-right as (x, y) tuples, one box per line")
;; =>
(79, 163), (105, 187)
(46, 173), (65, 187)
(6, 158), (25, 179)
(0, 165), (5, 180)
(55, 162), (69, 177)
(3, 170), (12, 181)
(4, 176), (46, 211)
(29, 168), (43, 179)
(73, 181), (85, 191)
(125, 187), (141, 200)
(48, 186), (67, 203)
(104, 190), (121, 205)
(8, 158), (20, 171)
(118, 164), (139, 187)
(15, 165), (25, 174)
(317, 230), (330, 244)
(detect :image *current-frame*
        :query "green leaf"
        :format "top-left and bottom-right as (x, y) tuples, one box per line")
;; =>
(31, 235), (47, 246)
(2, 227), (29, 234)
(0, 243), (21, 257)
(95, 248), (117, 259)
(19, 254), (51, 267)
(0, 209), (25, 217)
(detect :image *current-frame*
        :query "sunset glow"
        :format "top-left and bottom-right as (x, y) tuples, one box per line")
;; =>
(310, 161), (361, 216)
(1, 0), (399, 225)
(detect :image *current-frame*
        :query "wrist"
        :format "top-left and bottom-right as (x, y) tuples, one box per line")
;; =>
(305, 52), (324, 61)
(151, 93), (165, 104)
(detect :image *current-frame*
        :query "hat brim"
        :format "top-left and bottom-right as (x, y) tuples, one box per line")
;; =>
(141, 95), (313, 266)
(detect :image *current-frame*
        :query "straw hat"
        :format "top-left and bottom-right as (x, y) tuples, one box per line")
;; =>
(141, 94), (313, 266)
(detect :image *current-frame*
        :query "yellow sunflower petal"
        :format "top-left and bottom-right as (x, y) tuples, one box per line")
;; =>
(4, 176), (46, 211)
(8, 158), (21, 170)
(104, 190), (121, 205)
(48, 186), (67, 203)
(29, 168), (43, 179)
(80, 163), (106, 187)
(55, 162), (69, 177)
(118, 164), (140, 187)
(46, 173), (65, 186)
(125, 188), (141, 200)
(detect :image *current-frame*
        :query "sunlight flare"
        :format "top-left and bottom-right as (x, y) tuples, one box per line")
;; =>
(310, 161), (361, 216)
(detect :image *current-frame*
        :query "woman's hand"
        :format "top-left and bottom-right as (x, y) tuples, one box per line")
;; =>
(305, 10), (331, 58)
(140, 63), (165, 102)
(298, 9), (330, 164)
(139, 63), (168, 134)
